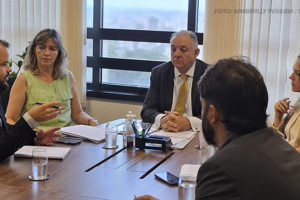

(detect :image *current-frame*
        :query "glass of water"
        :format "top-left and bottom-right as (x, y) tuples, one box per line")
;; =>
(198, 132), (215, 164)
(103, 124), (118, 149)
(200, 145), (215, 164)
(29, 148), (49, 181)
(178, 177), (196, 200)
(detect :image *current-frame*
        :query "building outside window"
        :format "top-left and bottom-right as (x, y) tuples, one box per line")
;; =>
(86, 0), (205, 102)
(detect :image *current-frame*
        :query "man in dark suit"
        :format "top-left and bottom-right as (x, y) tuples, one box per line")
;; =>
(196, 57), (300, 199)
(141, 30), (208, 132)
(0, 39), (63, 161)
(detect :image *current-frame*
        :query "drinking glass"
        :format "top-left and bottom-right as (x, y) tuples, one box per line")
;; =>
(200, 145), (215, 164)
(178, 177), (196, 200)
(29, 148), (49, 181)
(198, 132), (215, 164)
(103, 124), (118, 149)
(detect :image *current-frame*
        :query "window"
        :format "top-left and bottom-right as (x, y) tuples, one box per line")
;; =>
(86, 0), (205, 102)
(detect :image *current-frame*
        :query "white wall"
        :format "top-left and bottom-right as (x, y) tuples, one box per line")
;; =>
(85, 98), (143, 124)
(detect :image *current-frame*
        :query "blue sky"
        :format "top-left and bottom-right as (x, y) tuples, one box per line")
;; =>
(87, 0), (205, 12)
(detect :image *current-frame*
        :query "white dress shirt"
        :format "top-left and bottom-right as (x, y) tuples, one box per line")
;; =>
(23, 112), (39, 130)
(154, 62), (202, 131)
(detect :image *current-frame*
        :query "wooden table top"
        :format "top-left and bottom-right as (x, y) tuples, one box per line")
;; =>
(0, 119), (205, 200)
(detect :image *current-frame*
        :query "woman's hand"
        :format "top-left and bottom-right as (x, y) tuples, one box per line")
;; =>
(273, 98), (290, 127)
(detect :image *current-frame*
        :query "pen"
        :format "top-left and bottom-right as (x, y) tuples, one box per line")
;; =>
(131, 121), (140, 137)
(145, 123), (152, 137)
(35, 102), (60, 109)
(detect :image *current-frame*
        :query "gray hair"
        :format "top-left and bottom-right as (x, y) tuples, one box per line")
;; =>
(23, 29), (68, 79)
(170, 30), (199, 49)
(0, 40), (10, 48)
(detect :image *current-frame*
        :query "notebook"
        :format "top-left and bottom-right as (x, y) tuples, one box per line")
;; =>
(14, 146), (71, 160)
(150, 128), (196, 149)
(60, 125), (106, 143)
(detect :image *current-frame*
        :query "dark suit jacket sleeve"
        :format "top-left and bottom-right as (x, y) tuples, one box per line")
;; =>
(0, 117), (36, 161)
(196, 160), (241, 200)
(140, 66), (164, 123)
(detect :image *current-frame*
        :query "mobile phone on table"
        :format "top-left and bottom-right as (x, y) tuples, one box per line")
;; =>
(154, 172), (179, 186)
(56, 137), (82, 144)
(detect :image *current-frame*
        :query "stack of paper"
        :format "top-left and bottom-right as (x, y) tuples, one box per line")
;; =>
(179, 164), (201, 181)
(14, 146), (71, 160)
(60, 125), (106, 143)
(150, 128), (196, 149)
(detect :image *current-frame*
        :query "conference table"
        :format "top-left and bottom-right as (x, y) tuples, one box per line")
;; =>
(0, 119), (206, 200)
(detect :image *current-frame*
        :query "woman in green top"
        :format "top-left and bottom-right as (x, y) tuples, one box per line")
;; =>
(6, 29), (98, 130)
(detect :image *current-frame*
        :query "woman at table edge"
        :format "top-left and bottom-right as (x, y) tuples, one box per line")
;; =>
(5, 28), (98, 130)
(272, 54), (300, 153)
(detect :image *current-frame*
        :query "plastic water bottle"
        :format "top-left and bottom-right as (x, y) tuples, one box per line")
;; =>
(178, 177), (196, 200)
(123, 121), (131, 147)
(123, 111), (136, 147)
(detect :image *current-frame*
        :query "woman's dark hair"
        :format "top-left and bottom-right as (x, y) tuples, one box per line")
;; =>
(198, 57), (268, 135)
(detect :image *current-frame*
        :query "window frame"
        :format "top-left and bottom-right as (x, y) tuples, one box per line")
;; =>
(86, 0), (203, 102)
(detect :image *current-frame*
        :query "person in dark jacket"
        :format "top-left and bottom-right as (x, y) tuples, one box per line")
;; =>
(141, 30), (208, 132)
(196, 57), (300, 200)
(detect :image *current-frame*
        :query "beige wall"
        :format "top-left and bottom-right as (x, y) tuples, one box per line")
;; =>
(60, 0), (87, 107)
(203, 0), (242, 64)
(86, 98), (143, 123)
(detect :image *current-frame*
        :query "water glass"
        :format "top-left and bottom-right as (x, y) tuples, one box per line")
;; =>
(29, 148), (49, 181)
(198, 132), (215, 163)
(103, 125), (118, 149)
(198, 131), (208, 147)
(178, 177), (196, 200)
(200, 145), (215, 164)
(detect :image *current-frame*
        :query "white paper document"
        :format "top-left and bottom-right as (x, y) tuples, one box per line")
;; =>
(60, 125), (106, 143)
(150, 128), (196, 149)
(14, 146), (71, 160)
(180, 164), (201, 180)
